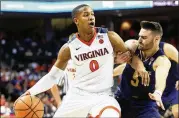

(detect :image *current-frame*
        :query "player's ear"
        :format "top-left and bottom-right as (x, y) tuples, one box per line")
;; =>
(155, 36), (160, 41)
(73, 18), (78, 25)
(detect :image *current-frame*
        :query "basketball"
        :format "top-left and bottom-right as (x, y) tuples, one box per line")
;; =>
(13, 95), (44, 118)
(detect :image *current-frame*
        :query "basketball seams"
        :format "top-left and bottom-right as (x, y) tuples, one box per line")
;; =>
(31, 110), (44, 118)
(31, 112), (37, 118)
(13, 99), (29, 111)
(21, 97), (36, 118)
(24, 96), (40, 118)
(35, 110), (44, 112)
(23, 109), (33, 118)
(31, 99), (41, 118)
(14, 108), (30, 111)
(19, 98), (32, 109)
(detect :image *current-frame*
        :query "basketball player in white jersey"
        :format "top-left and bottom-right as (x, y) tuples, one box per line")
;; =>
(51, 53), (129, 108)
(50, 34), (76, 108)
(23, 4), (149, 117)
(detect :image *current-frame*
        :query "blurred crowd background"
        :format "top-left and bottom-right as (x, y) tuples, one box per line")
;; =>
(0, 1), (178, 118)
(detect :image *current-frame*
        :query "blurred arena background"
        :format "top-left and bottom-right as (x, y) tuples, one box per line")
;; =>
(0, 0), (178, 118)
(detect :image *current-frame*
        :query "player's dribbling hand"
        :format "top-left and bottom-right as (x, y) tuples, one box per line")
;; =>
(136, 69), (150, 86)
(175, 81), (179, 90)
(149, 91), (165, 110)
(115, 51), (131, 64)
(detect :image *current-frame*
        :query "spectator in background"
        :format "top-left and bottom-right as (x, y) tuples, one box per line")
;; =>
(41, 94), (56, 118)
(0, 95), (6, 106)
(1, 102), (12, 117)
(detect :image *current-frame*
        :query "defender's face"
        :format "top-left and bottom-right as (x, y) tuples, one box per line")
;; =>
(138, 28), (155, 51)
(74, 6), (95, 30)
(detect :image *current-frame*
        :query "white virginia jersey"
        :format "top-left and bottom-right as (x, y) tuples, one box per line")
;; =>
(68, 27), (114, 93)
(64, 60), (76, 88)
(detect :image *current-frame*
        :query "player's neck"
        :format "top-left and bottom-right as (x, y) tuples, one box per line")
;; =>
(77, 28), (95, 42)
(142, 46), (159, 60)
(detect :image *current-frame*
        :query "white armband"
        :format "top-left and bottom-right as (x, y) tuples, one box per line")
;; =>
(29, 66), (64, 95)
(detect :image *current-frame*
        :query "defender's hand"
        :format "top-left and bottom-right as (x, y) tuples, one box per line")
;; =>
(115, 51), (131, 64)
(136, 69), (150, 86)
(149, 91), (165, 110)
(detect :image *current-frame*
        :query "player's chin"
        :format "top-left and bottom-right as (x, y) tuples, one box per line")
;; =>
(138, 45), (144, 50)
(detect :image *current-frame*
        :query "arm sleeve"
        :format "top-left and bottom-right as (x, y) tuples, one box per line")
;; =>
(29, 66), (64, 95)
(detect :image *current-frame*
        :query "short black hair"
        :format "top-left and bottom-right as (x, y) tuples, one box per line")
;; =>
(71, 4), (89, 20)
(140, 21), (163, 37)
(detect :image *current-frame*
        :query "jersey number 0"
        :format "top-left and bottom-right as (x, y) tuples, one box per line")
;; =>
(89, 60), (99, 72)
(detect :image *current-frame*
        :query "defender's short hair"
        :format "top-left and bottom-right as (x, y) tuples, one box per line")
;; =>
(71, 4), (89, 20)
(140, 21), (163, 37)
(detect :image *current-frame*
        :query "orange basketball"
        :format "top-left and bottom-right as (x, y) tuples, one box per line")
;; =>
(13, 95), (44, 118)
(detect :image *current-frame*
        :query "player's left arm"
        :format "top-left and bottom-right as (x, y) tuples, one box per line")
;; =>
(149, 55), (171, 110)
(154, 56), (171, 93)
(163, 43), (179, 90)
(50, 84), (62, 108)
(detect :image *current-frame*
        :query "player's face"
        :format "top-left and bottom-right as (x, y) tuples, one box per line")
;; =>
(138, 28), (155, 51)
(74, 6), (95, 32)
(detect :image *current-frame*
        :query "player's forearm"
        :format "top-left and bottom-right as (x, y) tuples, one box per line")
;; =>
(155, 67), (169, 93)
(28, 74), (59, 95)
(51, 85), (62, 107)
(28, 66), (64, 95)
(130, 55), (145, 71)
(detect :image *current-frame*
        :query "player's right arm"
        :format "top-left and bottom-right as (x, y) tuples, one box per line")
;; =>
(26, 44), (71, 96)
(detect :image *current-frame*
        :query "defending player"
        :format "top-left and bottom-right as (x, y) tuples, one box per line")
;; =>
(115, 39), (179, 118)
(115, 21), (171, 118)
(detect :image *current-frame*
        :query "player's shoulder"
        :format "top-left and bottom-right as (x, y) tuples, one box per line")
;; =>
(125, 39), (138, 53)
(160, 41), (177, 52)
(152, 55), (171, 70)
(163, 42), (178, 63)
(157, 55), (169, 61)
(125, 39), (138, 47)
(155, 55), (171, 66)
(68, 33), (76, 44)
(163, 43), (177, 52)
